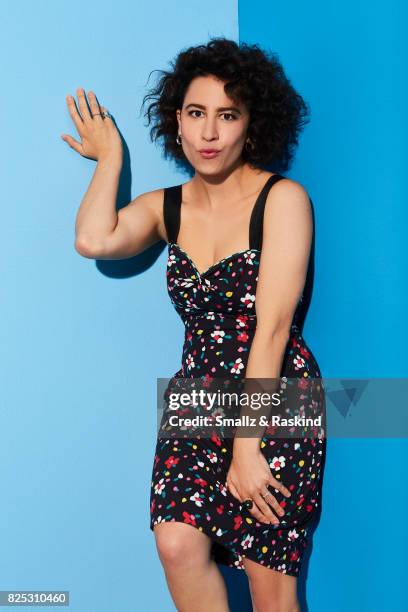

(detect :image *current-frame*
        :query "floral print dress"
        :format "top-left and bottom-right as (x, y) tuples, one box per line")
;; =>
(149, 174), (326, 577)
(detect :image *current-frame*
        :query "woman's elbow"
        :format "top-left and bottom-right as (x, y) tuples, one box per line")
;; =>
(74, 236), (104, 259)
(255, 322), (291, 345)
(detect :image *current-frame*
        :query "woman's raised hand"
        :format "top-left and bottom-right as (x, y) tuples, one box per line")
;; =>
(61, 88), (123, 164)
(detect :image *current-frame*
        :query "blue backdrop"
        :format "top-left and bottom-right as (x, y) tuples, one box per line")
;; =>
(239, 1), (407, 610)
(0, 1), (405, 610)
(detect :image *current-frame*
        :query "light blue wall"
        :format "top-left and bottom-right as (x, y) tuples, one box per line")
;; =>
(0, 2), (237, 611)
(238, 1), (407, 610)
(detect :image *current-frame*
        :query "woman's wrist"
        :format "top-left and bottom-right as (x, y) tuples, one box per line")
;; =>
(97, 153), (123, 172)
(232, 436), (262, 458)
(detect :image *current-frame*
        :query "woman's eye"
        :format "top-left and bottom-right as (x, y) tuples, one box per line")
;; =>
(188, 110), (237, 121)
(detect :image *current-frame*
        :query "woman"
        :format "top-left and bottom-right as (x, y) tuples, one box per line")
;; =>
(63, 38), (326, 612)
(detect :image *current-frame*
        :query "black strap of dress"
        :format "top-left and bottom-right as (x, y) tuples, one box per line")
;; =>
(163, 173), (285, 250)
(248, 174), (285, 250)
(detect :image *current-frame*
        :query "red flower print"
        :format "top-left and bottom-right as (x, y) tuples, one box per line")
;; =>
(299, 378), (310, 390)
(164, 455), (180, 469)
(299, 345), (310, 359)
(182, 511), (197, 526)
(211, 432), (222, 446)
(236, 314), (249, 327)
(233, 515), (243, 530)
(194, 477), (208, 487)
(237, 331), (249, 342)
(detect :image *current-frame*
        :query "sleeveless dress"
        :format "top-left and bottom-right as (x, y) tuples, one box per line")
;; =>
(149, 174), (326, 577)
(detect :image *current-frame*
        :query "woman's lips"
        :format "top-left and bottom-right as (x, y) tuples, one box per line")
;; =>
(199, 150), (221, 159)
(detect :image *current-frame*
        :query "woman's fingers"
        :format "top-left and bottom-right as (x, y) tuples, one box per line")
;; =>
(261, 488), (285, 519)
(253, 492), (281, 524)
(76, 87), (92, 122)
(61, 133), (83, 155)
(63, 89), (122, 161)
(247, 499), (273, 525)
(66, 95), (85, 137)
(227, 479), (270, 524)
(268, 474), (291, 499)
(226, 480), (242, 503)
(87, 91), (103, 121)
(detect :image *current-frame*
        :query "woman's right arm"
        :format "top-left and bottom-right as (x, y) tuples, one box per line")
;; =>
(63, 88), (166, 260)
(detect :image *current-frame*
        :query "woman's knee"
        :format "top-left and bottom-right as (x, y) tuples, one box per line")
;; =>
(153, 522), (211, 567)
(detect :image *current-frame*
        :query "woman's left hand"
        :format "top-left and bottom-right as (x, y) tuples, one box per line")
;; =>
(226, 448), (291, 525)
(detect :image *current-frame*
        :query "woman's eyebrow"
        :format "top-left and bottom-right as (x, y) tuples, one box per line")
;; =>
(185, 103), (242, 113)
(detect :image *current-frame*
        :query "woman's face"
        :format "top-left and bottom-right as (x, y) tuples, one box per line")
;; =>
(176, 74), (250, 175)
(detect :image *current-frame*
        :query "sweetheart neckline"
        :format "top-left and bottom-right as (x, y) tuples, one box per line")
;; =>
(168, 242), (260, 278)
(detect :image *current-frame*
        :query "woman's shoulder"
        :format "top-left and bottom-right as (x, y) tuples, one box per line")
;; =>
(263, 175), (312, 221)
(266, 174), (310, 202)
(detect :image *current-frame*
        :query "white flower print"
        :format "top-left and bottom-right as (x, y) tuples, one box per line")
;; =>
(154, 478), (165, 495)
(244, 251), (256, 265)
(218, 482), (228, 497)
(269, 455), (286, 471)
(294, 354), (305, 369)
(241, 534), (254, 549)
(175, 278), (195, 288)
(211, 330), (225, 343)
(288, 528), (299, 542)
(201, 279), (212, 293)
(241, 292), (256, 308)
(190, 491), (204, 507)
(186, 353), (195, 370)
(167, 254), (177, 268)
(208, 452), (218, 463)
(231, 358), (244, 374)
(212, 407), (226, 419)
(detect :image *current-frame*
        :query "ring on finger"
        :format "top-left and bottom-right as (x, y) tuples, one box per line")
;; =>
(91, 109), (111, 119)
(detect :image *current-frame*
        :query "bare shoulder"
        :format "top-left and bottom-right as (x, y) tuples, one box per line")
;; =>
(264, 176), (312, 218)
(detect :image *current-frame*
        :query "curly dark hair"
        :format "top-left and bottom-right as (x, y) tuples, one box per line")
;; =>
(140, 37), (310, 173)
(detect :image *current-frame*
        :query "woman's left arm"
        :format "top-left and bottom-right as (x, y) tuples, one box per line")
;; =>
(226, 178), (313, 524)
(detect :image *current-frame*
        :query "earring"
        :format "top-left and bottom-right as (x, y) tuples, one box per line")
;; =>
(245, 137), (254, 152)
(176, 133), (182, 145)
